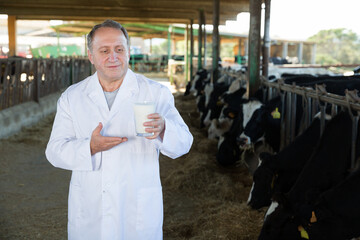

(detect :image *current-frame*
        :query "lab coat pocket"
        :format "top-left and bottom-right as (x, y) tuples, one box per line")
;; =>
(68, 182), (82, 226)
(136, 187), (163, 232)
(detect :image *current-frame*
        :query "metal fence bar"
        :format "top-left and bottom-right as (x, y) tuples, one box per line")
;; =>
(0, 57), (91, 110)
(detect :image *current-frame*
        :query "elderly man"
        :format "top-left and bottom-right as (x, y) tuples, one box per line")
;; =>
(46, 19), (193, 240)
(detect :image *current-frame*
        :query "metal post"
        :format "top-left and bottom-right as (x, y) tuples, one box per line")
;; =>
(262, 0), (271, 79)
(247, 0), (262, 97)
(198, 9), (204, 70)
(298, 42), (303, 64)
(190, 19), (194, 79)
(168, 25), (172, 62)
(238, 38), (242, 65)
(311, 44), (317, 64)
(282, 42), (288, 59)
(185, 24), (189, 82)
(212, 0), (220, 83)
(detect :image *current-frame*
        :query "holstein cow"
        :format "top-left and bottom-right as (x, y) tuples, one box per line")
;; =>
(268, 167), (360, 240)
(294, 168), (360, 240)
(216, 111), (244, 166)
(247, 115), (329, 209)
(207, 87), (247, 139)
(258, 111), (354, 240)
(215, 98), (263, 166)
(184, 68), (209, 96)
(238, 96), (288, 153)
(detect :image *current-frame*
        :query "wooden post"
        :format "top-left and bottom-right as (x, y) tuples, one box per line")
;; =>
(247, 0), (262, 97)
(262, 0), (271, 79)
(8, 15), (17, 57)
(212, 0), (220, 83)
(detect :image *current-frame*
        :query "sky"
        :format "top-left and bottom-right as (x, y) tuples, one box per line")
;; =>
(224, 0), (360, 40)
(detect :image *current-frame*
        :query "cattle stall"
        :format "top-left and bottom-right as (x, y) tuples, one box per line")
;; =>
(262, 77), (360, 169)
(222, 69), (360, 169)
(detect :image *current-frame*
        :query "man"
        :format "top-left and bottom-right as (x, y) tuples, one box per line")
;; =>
(45, 19), (193, 240)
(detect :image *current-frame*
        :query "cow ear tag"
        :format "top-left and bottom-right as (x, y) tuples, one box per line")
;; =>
(297, 225), (309, 239)
(271, 108), (281, 119)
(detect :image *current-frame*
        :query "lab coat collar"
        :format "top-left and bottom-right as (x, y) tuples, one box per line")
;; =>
(85, 69), (138, 117)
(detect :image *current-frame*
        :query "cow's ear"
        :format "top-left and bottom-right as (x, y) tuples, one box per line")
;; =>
(272, 192), (291, 209)
(259, 152), (273, 163)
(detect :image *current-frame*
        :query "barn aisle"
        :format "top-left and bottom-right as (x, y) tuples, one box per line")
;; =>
(0, 89), (265, 239)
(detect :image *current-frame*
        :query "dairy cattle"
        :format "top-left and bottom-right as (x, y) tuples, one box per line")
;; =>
(238, 96), (288, 153)
(215, 98), (263, 165)
(207, 87), (247, 139)
(247, 116), (328, 209)
(297, 168), (360, 240)
(260, 167), (360, 240)
(258, 111), (354, 240)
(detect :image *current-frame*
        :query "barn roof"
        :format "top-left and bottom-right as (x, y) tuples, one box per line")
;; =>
(0, 0), (250, 25)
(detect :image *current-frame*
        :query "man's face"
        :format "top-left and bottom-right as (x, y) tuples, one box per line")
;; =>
(88, 27), (130, 84)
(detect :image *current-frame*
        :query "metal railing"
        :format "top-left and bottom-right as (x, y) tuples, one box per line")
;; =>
(0, 57), (92, 110)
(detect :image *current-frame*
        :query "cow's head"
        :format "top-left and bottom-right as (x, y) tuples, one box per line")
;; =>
(216, 135), (243, 166)
(247, 152), (276, 209)
(238, 107), (265, 149)
(259, 194), (303, 240)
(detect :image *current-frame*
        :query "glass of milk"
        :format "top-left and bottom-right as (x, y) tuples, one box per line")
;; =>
(133, 101), (156, 137)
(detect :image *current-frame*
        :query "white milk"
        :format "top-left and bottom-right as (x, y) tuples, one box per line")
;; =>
(133, 102), (156, 136)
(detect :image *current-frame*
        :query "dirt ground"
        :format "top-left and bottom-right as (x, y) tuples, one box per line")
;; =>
(0, 91), (266, 240)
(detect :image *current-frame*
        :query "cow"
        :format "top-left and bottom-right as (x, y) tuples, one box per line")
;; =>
(258, 111), (354, 240)
(247, 115), (329, 209)
(215, 98), (263, 165)
(184, 68), (209, 96)
(261, 166), (360, 240)
(216, 111), (244, 166)
(238, 96), (287, 153)
(207, 87), (247, 139)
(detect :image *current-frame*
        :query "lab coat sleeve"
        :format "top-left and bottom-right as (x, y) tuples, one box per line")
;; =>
(153, 89), (193, 159)
(45, 91), (101, 171)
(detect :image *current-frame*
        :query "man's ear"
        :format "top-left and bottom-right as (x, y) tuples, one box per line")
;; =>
(88, 49), (94, 64)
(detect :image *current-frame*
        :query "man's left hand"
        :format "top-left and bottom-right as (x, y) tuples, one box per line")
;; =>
(144, 113), (165, 140)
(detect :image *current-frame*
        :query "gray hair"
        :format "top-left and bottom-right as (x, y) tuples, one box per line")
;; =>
(87, 19), (130, 51)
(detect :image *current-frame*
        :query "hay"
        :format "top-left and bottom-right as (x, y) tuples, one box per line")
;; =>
(160, 93), (266, 240)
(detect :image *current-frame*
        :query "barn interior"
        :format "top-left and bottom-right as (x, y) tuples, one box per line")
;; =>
(1, 0), (360, 239)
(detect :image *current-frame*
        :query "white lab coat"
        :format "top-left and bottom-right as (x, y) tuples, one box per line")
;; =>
(45, 69), (193, 240)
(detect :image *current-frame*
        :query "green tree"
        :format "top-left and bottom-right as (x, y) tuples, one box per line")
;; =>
(308, 28), (360, 64)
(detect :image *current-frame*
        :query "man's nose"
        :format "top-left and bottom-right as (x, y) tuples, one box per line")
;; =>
(108, 51), (118, 61)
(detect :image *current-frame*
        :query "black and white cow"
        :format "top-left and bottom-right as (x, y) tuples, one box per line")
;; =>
(207, 87), (247, 139)
(258, 111), (354, 240)
(247, 115), (329, 209)
(260, 166), (360, 240)
(296, 168), (360, 240)
(215, 98), (263, 165)
(238, 96), (287, 153)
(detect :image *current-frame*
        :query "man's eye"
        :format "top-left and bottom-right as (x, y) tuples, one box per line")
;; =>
(117, 48), (124, 52)
(101, 50), (108, 53)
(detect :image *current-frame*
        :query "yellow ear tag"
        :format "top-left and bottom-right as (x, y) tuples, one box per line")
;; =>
(271, 107), (281, 119)
(298, 225), (309, 239)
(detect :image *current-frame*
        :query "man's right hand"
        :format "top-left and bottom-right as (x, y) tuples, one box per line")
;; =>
(90, 122), (128, 155)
